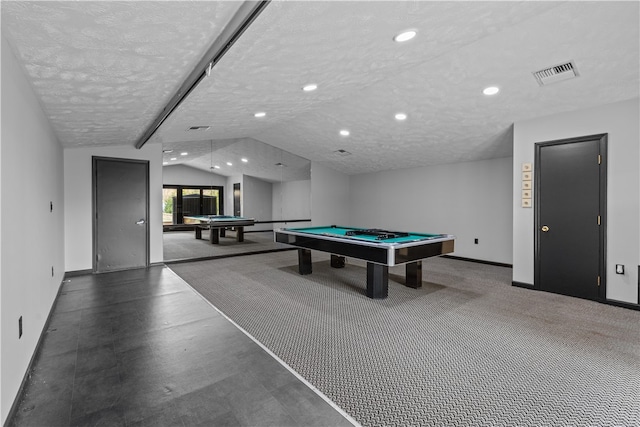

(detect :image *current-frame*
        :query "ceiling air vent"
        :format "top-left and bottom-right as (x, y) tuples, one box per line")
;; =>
(334, 149), (352, 156)
(187, 126), (211, 131)
(532, 61), (579, 86)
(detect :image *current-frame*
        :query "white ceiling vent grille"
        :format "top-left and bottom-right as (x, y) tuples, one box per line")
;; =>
(533, 61), (579, 86)
(334, 149), (352, 156)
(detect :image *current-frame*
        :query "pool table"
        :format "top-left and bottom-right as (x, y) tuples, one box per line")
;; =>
(184, 215), (255, 244)
(275, 225), (455, 299)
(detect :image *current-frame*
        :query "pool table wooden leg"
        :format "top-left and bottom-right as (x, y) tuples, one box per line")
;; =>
(195, 227), (202, 239)
(366, 263), (388, 299)
(236, 226), (244, 242)
(405, 261), (422, 288)
(209, 227), (220, 244)
(298, 249), (312, 275)
(330, 255), (346, 268)
(220, 228), (226, 237)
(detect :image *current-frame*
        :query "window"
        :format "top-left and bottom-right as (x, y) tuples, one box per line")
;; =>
(162, 185), (224, 224)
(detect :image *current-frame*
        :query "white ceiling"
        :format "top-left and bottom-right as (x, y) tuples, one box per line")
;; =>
(2, 1), (639, 179)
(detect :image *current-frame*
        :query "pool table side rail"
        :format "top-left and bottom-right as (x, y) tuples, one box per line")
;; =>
(275, 231), (390, 264)
(278, 227), (454, 248)
(184, 216), (256, 228)
(275, 227), (455, 266)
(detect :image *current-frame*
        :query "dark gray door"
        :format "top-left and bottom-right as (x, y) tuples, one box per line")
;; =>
(535, 134), (606, 301)
(94, 157), (149, 273)
(233, 183), (241, 216)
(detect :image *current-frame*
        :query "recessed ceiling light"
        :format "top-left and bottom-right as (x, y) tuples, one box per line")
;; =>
(395, 113), (407, 121)
(180, 152), (188, 156)
(483, 86), (500, 95)
(162, 149), (173, 154)
(163, 162), (168, 165)
(214, 165), (220, 169)
(394, 30), (417, 43)
(303, 84), (318, 92)
(241, 158), (248, 163)
(226, 162), (232, 166)
(254, 112), (266, 118)
(170, 157), (177, 161)
(340, 130), (350, 136)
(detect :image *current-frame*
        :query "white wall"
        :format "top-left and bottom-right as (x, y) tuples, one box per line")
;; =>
(243, 175), (273, 231)
(1, 36), (65, 425)
(0, 48), (3, 426)
(349, 157), (513, 264)
(64, 143), (163, 272)
(162, 164), (227, 187)
(273, 179), (311, 219)
(513, 98), (639, 305)
(310, 162), (350, 227)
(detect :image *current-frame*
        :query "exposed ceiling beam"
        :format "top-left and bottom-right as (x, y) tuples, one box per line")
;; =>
(135, 0), (270, 149)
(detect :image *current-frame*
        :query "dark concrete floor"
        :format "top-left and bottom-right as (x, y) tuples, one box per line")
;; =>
(8, 266), (353, 427)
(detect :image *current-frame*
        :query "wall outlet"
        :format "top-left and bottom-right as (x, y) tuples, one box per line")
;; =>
(19, 316), (23, 339)
(615, 264), (624, 274)
(474, 238), (479, 244)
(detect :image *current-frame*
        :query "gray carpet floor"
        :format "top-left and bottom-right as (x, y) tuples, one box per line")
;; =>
(163, 230), (284, 261)
(169, 252), (640, 427)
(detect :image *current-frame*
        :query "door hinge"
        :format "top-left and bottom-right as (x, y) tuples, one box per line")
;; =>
(598, 154), (601, 164)
(597, 215), (601, 225)
(597, 276), (601, 287)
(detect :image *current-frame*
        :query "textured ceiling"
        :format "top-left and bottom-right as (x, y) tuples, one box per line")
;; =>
(163, 137), (310, 183)
(1, 1), (243, 146)
(2, 1), (639, 178)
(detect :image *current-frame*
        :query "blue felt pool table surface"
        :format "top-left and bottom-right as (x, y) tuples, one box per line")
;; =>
(286, 225), (447, 244)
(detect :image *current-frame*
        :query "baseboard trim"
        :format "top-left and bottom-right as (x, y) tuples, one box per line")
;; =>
(512, 281), (534, 289)
(164, 247), (296, 265)
(442, 255), (512, 268)
(512, 281), (640, 312)
(604, 298), (640, 312)
(4, 279), (65, 427)
(64, 269), (93, 277)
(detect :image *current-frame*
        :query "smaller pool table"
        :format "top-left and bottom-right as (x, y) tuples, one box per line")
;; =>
(275, 225), (455, 299)
(184, 215), (255, 244)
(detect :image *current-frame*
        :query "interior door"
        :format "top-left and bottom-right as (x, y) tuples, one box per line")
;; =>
(94, 157), (149, 273)
(534, 134), (606, 301)
(233, 183), (241, 216)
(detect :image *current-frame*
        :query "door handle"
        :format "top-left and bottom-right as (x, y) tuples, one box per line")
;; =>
(136, 219), (146, 225)
(541, 225), (549, 232)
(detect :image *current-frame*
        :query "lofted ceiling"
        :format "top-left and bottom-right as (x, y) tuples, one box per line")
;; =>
(2, 1), (639, 179)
